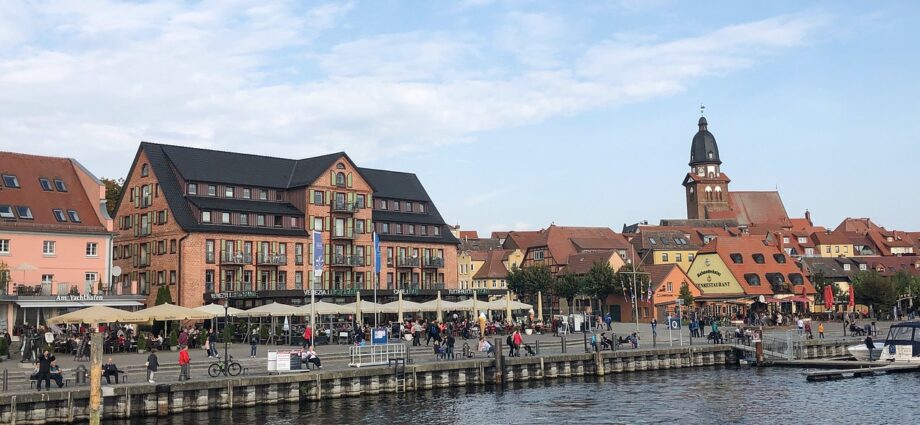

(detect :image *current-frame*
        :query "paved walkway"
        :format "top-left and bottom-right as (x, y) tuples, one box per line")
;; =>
(0, 319), (885, 393)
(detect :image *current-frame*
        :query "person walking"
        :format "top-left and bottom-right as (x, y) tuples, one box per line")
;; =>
(513, 329), (523, 357)
(796, 317), (804, 336)
(208, 328), (218, 358)
(818, 322), (825, 339)
(650, 318), (658, 339)
(178, 345), (191, 381)
(506, 333), (515, 357)
(411, 322), (422, 347)
(865, 335), (876, 361)
(146, 349), (159, 384)
(35, 350), (55, 391)
(604, 313), (612, 331)
(302, 325), (313, 349)
(446, 333), (456, 360)
(249, 329), (260, 358)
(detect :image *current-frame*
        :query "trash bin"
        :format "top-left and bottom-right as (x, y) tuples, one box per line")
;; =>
(74, 365), (87, 386)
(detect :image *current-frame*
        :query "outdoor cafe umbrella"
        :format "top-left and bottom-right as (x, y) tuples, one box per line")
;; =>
(13, 262), (38, 285)
(193, 303), (244, 317)
(135, 303), (214, 322)
(379, 299), (422, 314)
(300, 301), (348, 317)
(234, 302), (302, 317)
(47, 305), (146, 325)
(823, 285), (834, 311)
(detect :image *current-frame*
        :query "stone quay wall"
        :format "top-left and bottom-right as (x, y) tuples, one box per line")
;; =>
(0, 339), (856, 425)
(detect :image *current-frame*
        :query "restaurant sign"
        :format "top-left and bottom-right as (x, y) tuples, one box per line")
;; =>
(55, 294), (104, 301)
(687, 254), (745, 295)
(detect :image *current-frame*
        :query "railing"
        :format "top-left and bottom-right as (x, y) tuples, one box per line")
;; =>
(221, 252), (253, 265)
(397, 257), (420, 267)
(257, 253), (288, 265)
(422, 257), (444, 268)
(422, 282), (445, 290)
(332, 201), (359, 213)
(330, 254), (365, 267)
(349, 343), (405, 368)
(331, 230), (356, 240)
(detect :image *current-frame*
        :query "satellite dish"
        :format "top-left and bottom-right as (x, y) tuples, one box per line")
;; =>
(112, 266), (122, 277)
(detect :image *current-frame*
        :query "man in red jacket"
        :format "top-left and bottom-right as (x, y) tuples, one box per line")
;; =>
(302, 326), (313, 349)
(178, 345), (191, 381)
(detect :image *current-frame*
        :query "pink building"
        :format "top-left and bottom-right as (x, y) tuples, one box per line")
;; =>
(0, 152), (144, 334)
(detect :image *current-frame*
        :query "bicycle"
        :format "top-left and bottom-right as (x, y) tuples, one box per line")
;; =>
(208, 355), (243, 377)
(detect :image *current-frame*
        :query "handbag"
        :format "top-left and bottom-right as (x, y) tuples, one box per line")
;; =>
(144, 361), (149, 367)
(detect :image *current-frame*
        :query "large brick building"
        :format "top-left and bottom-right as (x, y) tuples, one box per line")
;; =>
(112, 143), (458, 308)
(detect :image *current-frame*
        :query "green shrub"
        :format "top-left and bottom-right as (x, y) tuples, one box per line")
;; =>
(221, 323), (235, 344)
(259, 325), (269, 342)
(137, 334), (148, 352)
(0, 336), (8, 357)
(168, 328), (178, 348)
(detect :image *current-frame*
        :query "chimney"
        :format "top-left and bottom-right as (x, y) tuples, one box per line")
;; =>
(805, 209), (811, 225)
(775, 232), (784, 253)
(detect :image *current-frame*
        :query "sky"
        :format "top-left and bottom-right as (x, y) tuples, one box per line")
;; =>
(1, 1), (918, 235)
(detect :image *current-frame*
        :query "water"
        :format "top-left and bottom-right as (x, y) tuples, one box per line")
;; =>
(111, 367), (919, 424)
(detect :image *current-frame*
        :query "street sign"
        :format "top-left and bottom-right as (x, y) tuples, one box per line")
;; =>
(667, 316), (681, 330)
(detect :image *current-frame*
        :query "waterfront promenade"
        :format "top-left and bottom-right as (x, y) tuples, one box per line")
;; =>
(0, 320), (885, 393)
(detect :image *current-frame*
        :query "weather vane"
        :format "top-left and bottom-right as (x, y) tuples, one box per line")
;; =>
(700, 104), (706, 116)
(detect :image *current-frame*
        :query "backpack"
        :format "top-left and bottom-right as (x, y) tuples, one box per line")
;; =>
(506, 335), (513, 346)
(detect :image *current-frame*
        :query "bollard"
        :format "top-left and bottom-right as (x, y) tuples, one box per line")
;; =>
(75, 365), (88, 386)
(2, 369), (6, 391)
(405, 341), (411, 365)
(561, 335), (567, 353)
(494, 338), (504, 384)
(535, 340), (541, 355)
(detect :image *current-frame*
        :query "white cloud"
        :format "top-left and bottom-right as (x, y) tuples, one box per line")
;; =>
(0, 3), (828, 179)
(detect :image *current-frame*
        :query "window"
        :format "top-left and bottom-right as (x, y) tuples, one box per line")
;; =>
(859, 263), (867, 271)
(393, 201), (400, 211)
(240, 213), (249, 226)
(405, 201), (412, 212)
(0, 205), (13, 218)
(782, 237), (790, 244)
(141, 164), (149, 177)
(205, 240), (215, 263)
(53, 179), (67, 192)
(744, 273), (761, 286)
(666, 282), (673, 292)
(170, 239), (177, 254)
(2, 174), (20, 188)
(85, 272), (97, 286)
(394, 223), (402, 234)
(419, 203), (425, 213)
(843, 263), (851, 271)
(313, 190), (324, 204)
(274, 215), (283, 227)
(169, 270), (177, 285)
(649, 238), (657, 245)
(202, 211), (212, 223)
(243, 188), (251, 199)
(798, 237), (807, 244)
(52, 209), (67, 222)
(0, 239), (9, 254)
(419, 225), (427, 235)
(42, 274), (53, 284)
(221, 212), (231, 224)
(257, 215), (266, 226)
(355, 219), (365, 234)
(729, 253), (743, 264)
(290, 217), (297, 227)
(835, 246), (840, 254)
(43, 240), (56, 255)
(789, 273), (804, 285)
(534, 250), (545, 260)
(225, 186), (234, 197)
(86, 242), (98, 257)
(433, 226), (440, 236)
(335, 172), (345, 186)
(259, 189), (268, 200)
(16, 206), (33, 219)
(39, 178), (53, 191)
(825, 246), (831, 254)
(67, 210), (81, 223)
(675, 253), (682, 262)
(661, 253), (669, 262)
(408, 224), (415, 235)
(382, 223), (390, 233)
(773, 254), (786, 263)
(356, 194), (366, 209)
(380, 200), (387, 210)
(188, 183), (197, 195)
(208, 185), (216, 196)
(752, 254), (765, 264)
(313, 217), (323, 231)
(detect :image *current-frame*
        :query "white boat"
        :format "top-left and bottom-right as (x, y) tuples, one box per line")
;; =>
(847, 321), (920, 363)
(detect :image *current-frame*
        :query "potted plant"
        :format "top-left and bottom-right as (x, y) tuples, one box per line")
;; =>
(168, 328), (179, 351)
(137, 334), (148, 353)
(0, 336), (8, 362)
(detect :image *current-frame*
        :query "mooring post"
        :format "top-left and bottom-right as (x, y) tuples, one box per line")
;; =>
(494, 337), (503, 384)
(89, 332), (103, 425)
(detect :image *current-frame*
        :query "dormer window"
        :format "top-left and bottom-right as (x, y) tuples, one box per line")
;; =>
(419, 203), (426, 213)
(843, 263), (851, 271)
(859, 264), (867, 271)
(67, 210), (81, 222)
(0, 205), (14, 218)
(730, 253), (743, 264)
(53, 179), (67, 192)
(207, 185), (216, 196)
(16, 206), (32, 219)
(52, 209), (67, 222)
(744, 273), (760, 286)
(752, 254), (765, 264)
(259, 189), (268, 200)
(225, 186), (234, 198)
(39, 178), (53, 191)
(782, 237), (790, 244)
(798, 237), (807, 244)
(773, 254), (786, 263)
(788, 273), (804, 285)
(2, 174), (20, 188)
(188, 183), (198, 195)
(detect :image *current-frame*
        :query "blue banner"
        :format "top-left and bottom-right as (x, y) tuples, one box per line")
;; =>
(373, 232), (381, 274)
(313, 230), (324, 277)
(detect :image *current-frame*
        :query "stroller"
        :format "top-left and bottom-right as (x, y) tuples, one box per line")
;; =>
(523, 344), (536, 356)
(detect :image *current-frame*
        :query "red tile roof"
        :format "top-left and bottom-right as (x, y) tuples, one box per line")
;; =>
(697, 236), (815, 296)
(533, 225), (632, 266)
(812, 232), (854, 245)
(472, 249), (511, 280)
(723, 191), (790, 227)
(0, 151), (107, 234)
(834, 218), (882, 234)
(503, 230), (542, 251)
(459, 230), (479, 239)
(565, 251), (616, 275)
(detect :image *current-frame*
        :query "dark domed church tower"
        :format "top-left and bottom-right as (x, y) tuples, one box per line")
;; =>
(682, 116), (731, 219)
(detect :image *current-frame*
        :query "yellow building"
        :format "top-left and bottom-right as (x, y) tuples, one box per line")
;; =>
(812, 232), (855, 258)
(457, 235), (503, 289)
(631, 230), (699, 272)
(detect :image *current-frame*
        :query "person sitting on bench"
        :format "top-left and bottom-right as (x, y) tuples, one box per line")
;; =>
(102, 357), (124, 384)
(303, 345), (322, 369)
(49, 361), (65, 388)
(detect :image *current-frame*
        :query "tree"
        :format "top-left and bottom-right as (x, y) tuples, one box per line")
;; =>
(101, 177), (124, 216)
(853, 271), (898, 317)
(155, 285), (173, 305)
(507, 264), (553, 303)
(583, 261), (617, 314)
(678, 282), (695, 307)
(0, 260), (9, 289)
(553, 273), (583, 315)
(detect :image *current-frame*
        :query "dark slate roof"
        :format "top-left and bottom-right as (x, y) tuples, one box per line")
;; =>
(187, 197), (303, 215)
(689, 116), (721, 166)
(379, 233), (460, 245)
(371, 210), (446, 225)
(357, 168), (430, 201)
(160, 143), (303, 188)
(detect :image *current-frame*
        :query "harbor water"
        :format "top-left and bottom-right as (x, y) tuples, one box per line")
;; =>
(109, 366), (919, 424)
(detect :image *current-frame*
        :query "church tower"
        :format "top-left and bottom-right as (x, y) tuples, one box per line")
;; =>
(683, 116), (731, 219)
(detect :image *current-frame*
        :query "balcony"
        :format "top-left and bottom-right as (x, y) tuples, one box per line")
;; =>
(422, 257), (445, 268)
(397, 257), (420, 268)
(256, 253), (288, 266)
(423, 282), (446, 290)
(331, 201), (359, 213)
(221, 251), (253, 265)
(330, 254), (365, 267)
(330, 230), (356, 240)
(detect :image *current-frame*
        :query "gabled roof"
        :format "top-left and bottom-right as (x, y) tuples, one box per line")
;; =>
(357, 167), (430, 202)
(834, 218), (883, 234)
(460, 238), (503, 252)
(697, 236), (815, 296)
(645, 264), (689, 290)
(532, 225), (632, 266)
(811, 231), (854, 246)
(0, 151), (108, 234)
(565, 251), (616, 275)
(632, 229), (700, 251)
(502, 230), (542, 251)
(472, 249), (511, 280)
(723, 191), (790, 227)
(459, 231), (479, 239)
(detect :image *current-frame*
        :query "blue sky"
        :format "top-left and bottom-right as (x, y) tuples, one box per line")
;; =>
(0, 1), (917, 234)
